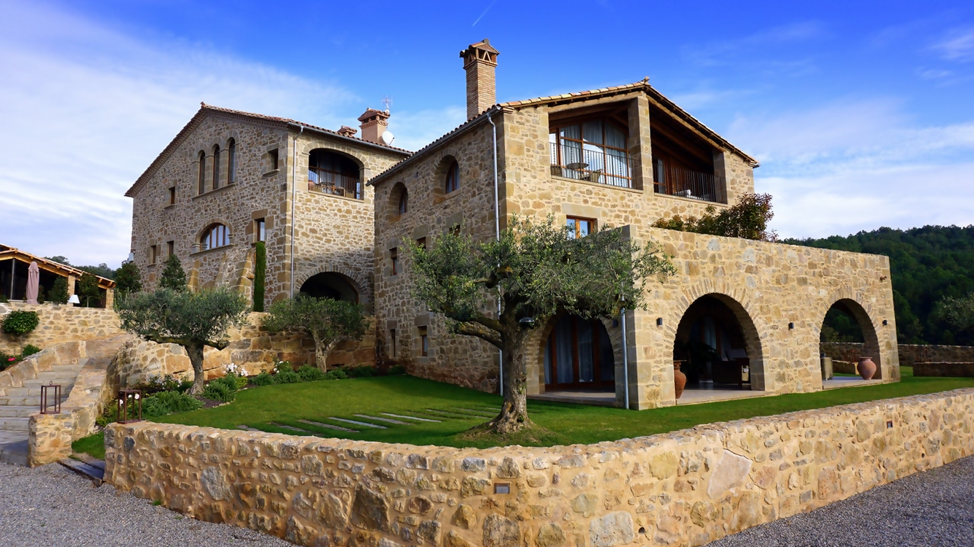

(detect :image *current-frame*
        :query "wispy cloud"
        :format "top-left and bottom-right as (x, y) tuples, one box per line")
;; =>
(472, 0), (498, 26)
(931, 27), (974, 61)
(684, 21), (826, 67)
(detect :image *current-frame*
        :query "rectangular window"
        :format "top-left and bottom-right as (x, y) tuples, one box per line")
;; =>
(167, 241), (174, 257)
(419, 326), (428, 357)
(268, 149), (279, 171)
(168, 187), (176, 205)
(149, 245), (157, 265)
(566, 217), (595, 239)
(255, 218), (266, 242)
(416, 237), (426, 249)
(389, 329), (397, 358)
(390, 248), (399, 275)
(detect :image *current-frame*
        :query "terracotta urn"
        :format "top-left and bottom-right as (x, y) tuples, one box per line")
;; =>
(674, 361), (687, 399)
(857, 357), (877, 380)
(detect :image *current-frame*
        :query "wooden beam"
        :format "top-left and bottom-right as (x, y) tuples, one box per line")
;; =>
(650, 123), (715, 166)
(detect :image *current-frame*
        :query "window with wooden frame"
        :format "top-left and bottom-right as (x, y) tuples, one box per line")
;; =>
(566, 217), (595, 239)
(398, 189), (408, 216)
(168, 186), (176, 206)
(255, 218), (266, 242)
(201, 224), (230, 251)
(167, 241), (174, 257)
(549, 119), (631, 187)
(444, 160), (459, 193)
(390, 248), (399, 275)
(197, 151), (206, 195)
(227, 138), (236, 185)
(149, 245), (158, 265)
(389, 329), (397, 358)
(416, 237), (426, 249)
(418, 326), (428, 357)
(212, 144), (221, 190)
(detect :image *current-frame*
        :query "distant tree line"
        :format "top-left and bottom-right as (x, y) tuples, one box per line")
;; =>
(785, 225), (974, 346)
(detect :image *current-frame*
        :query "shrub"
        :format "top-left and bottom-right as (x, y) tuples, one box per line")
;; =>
(297, 365), (327, 382)
(21, 345), (42, 358)
(253, 242), (266, 312)
(325, 368), (348, 380)
(387, 364), (406, 376)
(273, 369), (301, 384)
(249, 371), (275, 386)
(159, 254), (187, 292)
(0, 294), (8, 304)
(143, 391), (203, 417)
(133, 374), (184, 396)
(48, 278), (69, 304)
(202, 381), (235, 403)
(2, 310), (40, 336)
(346, 365), (376, 378)
(652, 193), (777, 242)
(0, 351), (19, 371)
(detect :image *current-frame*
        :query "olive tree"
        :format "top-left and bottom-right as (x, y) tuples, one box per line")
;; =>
(117, 288), (249, 394)
(408, 216), (674, 435)
(263, 295), (370, 371)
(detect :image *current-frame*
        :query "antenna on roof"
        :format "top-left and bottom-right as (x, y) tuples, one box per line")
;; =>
(383, 96), (392, 113)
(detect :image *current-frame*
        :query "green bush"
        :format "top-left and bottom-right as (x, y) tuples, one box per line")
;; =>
(133, 374), (184, 396)
(253, 242), (266, 312)
(249, 371), (275, 386)
(274, 369), (301, 384)
(297, 365), (327, 382)
(0, 294), (8, 304)
(49, 278), (69, 304)
(387, 364), (406, 376)
(143, 391), (203, 417)
(203, 381), (235, 403)
(346, 365), (376, 378)
(325, 368), (348, 380)
(21, 345), (42, 358)
(0, 351), (19, 371)
(2, 311), (40, 336)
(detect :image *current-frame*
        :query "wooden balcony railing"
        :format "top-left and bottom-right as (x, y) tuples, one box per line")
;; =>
(549, 143), (633, 188)
(654, 165), (726, 204)
(309, 168), (362, 200)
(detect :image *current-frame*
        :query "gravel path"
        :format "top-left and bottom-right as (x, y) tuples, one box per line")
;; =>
(0, 462), (292, 547)
(708, 455), (974, 547)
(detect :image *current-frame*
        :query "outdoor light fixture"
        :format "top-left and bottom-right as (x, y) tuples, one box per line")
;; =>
(788, 322), (795, 330)
(40, 383), (61, 414)
(518, 317), (536, 329)
(117, 389), (143, 424)
(883, 320), (888, 326)
(657, 318), (663, 327)
(67, 294), (80, 305)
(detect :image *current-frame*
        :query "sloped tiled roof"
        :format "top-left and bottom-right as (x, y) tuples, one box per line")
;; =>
(370, 79), (758, 185)
(0, 244), (115, 289)
(124, 104), (412, 198)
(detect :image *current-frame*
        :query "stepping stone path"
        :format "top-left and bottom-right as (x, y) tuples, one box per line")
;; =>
(382, 412), (440, 423)
(237, 425), (261, 431)
(296, 419), (358, 433)
(354, 414), (409, 425)
(327, 417), (386, 429)
(270, 422), (311, 433)
(424, 409), (478, 419)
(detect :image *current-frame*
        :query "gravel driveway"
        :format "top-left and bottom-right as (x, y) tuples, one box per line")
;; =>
(0, 462), (292, 547)
(708, 454), (974, 547)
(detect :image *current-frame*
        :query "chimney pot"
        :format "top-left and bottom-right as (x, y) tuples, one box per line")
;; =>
(358, 108), (390, 144)
(460, 39), (500, 120)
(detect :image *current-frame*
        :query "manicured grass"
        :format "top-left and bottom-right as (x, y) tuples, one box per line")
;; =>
(73, 367), (974, 459)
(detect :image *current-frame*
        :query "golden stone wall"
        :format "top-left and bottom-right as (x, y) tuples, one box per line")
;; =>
(105, 388), (974, 547)
(0, 302), (124, 354)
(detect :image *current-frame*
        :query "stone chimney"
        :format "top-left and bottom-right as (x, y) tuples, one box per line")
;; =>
(337, 125), (357, 138)
(358, 108), (390, 144)
(460, 39), (499, 120)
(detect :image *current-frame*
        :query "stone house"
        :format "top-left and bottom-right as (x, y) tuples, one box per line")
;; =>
(369, 40), (900, 409)
(0, 244), (115, 307)
(126, 104), (410, 311)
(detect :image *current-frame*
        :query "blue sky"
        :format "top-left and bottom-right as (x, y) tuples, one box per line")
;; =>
(1, 0), (972, 266)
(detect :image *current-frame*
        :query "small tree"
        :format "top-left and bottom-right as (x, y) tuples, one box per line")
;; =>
(115, 261), (143, 297)
(263, 295), (370, 371)
(253, 242), (266, 312)
(159, 254), (188, 292)
(49, 277), (69, 304)
(933, 293), (974, 340)
(653, 193), (777, 242)
(77, 272), (102, 307)
(408, 216), (674, 435)
(2, 310), (40, 352)
(117, 288), (248, 394)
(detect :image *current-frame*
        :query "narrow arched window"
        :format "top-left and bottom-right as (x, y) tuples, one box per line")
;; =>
(212, 144), (221, 190)
(201, 224), (230, 251)
(445, 160), (459, 193)
(227, 139), (236, 185)
(198, 151), (206, 195)
(398, 189), (408, 215)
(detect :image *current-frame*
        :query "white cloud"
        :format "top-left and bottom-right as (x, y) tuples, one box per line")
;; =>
(931, 27), (974, 61)
(0, 2), (464, 267)
(684, 21), (826, 67)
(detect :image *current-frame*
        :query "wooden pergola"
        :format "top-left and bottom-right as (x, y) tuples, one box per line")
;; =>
(0, 244), (115, 308)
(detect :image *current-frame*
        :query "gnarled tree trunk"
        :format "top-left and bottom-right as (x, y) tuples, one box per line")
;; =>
(312, 333), (341, 371)
(486, 332), (530, 434)
(186, 343), (205, 395)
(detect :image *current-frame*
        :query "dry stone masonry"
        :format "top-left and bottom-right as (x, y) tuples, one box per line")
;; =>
(106, 387), (974, 547)
(0, 302), (124, 354)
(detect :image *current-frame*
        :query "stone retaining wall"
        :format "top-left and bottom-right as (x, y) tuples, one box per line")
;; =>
(913, 363), (974, 377)
(105, 388), (974, 547)
(823, 342), (974, 368)
(0, 302), (124, 354)
(109, 313), (376, 388)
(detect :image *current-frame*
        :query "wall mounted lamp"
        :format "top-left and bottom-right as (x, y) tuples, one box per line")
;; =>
(882, 319), (888, 326)
(656, 318), (663, 327)
(788, 322), (795, 330)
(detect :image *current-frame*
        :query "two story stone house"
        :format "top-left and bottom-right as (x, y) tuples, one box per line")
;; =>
(126, 105), (410, 311)
(369, 40), (900, 409)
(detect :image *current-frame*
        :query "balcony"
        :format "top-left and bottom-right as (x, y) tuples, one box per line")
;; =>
(653, 165), (725, 204)
(549, 142), (633, 189)
(309, 168), (362, 200)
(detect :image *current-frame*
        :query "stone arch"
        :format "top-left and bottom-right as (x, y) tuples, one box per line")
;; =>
(817, 291), (884, 378)
(665, 282), (767, 391)
(193, 219), (233, 250)
(307, 148), (365, 199)
(531, 311), (620, 392)
(434, 154), (461, 196)
(298, 271), (360, 303)
(294, 266), (370, 308)
(386, 182), (409, 222)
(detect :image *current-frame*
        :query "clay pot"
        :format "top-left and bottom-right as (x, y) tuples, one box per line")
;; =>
(857, 357), (877, 380)
(674, 361), (687, 399)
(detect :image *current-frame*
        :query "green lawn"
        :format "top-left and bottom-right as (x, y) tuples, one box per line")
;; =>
(73, 367), (974, 460)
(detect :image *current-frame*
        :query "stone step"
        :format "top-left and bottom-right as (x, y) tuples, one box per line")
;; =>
(2, 387), (75, 398)
(0, 417), (29, 432)
(0, 440), (28, 466)
(0, 395), (70, 406)
(0, 406), (40, 418)
(21, 380), (76, 392)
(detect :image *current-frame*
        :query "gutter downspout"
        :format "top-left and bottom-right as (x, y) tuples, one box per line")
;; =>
(621, 306), (629, 409)
(487, 110), (502, 397)
(289, 125), (305, 298)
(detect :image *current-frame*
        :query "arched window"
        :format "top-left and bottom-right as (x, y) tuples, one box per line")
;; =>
(398, 188), (408, 216)
(212, 144), (221, 190)
(227, 139), (236, 185)
(308, 149), (362, 199)
(197, 151), (206, 195)
(201, 224), (230, 251)
(445, 160), (459, 193)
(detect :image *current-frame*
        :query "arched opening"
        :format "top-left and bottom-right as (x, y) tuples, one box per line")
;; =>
(299, 272), (359, 303)
(444, 159), (459, 193)
(200, 223), (230, 251)
(387, 182), (409, 220)
(308, 149), (362, 199)
(227, 138), (236, 185)
(197, 150), (206, 195)
(820, 299), (882, 380)
(543, 314), (615, 391)
(212, 144), (221, 190)
(673, 294), (764, 393)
